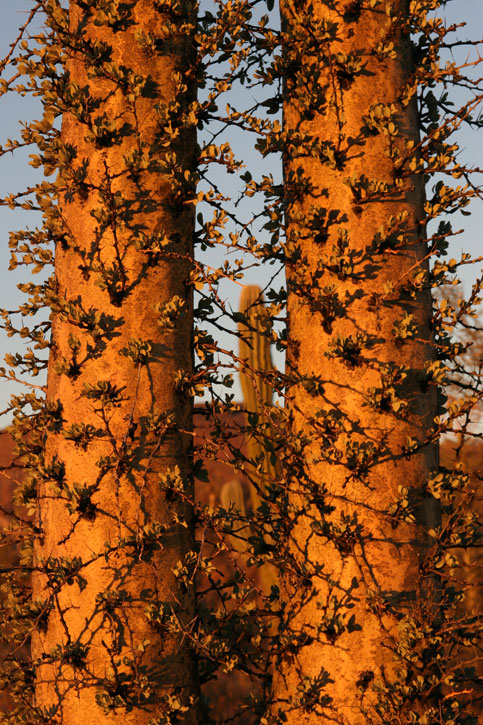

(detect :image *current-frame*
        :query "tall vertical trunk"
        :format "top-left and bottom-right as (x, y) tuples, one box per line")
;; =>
(32, 2), (200, 723)
(272, 1), (438, 722)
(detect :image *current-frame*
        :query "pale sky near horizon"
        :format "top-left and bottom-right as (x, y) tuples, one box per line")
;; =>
(0, 0), (481, 423)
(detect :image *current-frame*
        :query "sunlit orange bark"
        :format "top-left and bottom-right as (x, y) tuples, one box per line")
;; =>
(32, 3), (200, 722)
(272, 1), (438, 722)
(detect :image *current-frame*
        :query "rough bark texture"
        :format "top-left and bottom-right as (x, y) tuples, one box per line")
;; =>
(31, 2), (200, 722)
(272, 1), (438, 722)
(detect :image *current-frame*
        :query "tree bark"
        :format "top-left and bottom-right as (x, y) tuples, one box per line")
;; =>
(32, 2), (200, 722)
(272, 1), (438, 722)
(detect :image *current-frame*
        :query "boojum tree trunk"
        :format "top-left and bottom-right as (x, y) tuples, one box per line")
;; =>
(32, 2), (200, 723)
(272, 1), (438, 722)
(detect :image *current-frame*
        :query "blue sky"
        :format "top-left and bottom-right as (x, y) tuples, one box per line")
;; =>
(0, 0), (481, 421)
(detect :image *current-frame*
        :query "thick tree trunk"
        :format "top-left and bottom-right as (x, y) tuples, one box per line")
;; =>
(272, 1), (438, 722)
(32, 2), (200, 723)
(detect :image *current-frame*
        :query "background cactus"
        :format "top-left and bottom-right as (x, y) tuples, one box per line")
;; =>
(220, 478), (250, 554)
(238, 286), (279, 510)
(238, 285), (279, 593)
(239, 286), (274, 420)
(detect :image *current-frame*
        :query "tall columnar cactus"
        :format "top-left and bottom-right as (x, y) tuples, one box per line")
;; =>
(219, 478), (250, 554)
(221, 285), (279, 571)
(238, 285), (279, 511)
(237, 285), (279, 593)
(239, 285), (274, 421)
